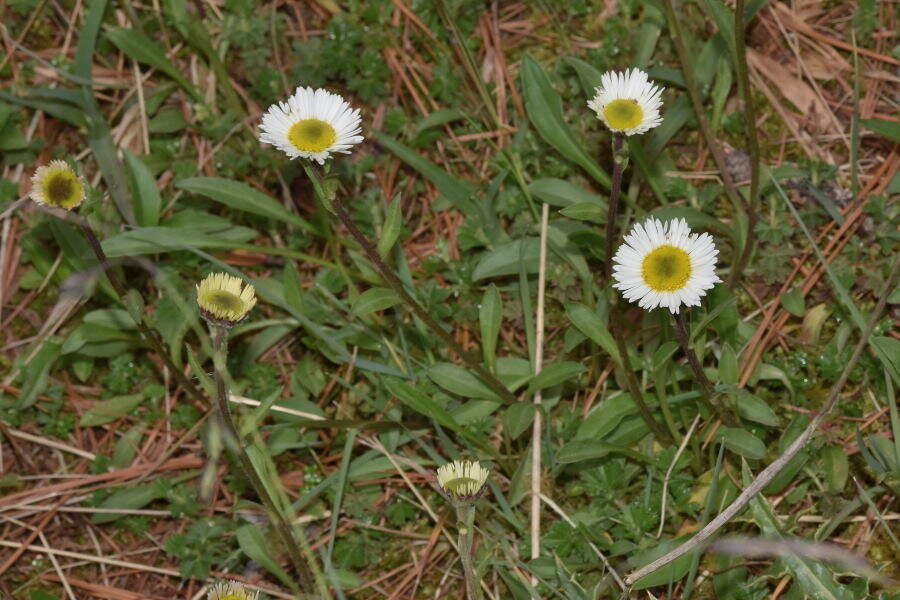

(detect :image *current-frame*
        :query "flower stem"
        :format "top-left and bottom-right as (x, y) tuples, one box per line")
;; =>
(311, 169), (517, 405)
(612, 326), (674, 444)
(672, 311), (735, 426)
(727, 0), (760, 287)
(210, 326), (316, 594)
(78, 222), (207, 407)
(455, 503), (483, 600)
(603, 133), (626, 282)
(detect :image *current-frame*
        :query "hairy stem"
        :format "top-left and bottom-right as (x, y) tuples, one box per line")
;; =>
(603, 133), (625, 282)
(316, 174), (517, 404)
(79, 222), (206, 407)
(613, 325), (674, 444)
(672, 311), (736, 426)
(456, 503), (483, 600)
(211, 326), (316, 594)
(727, 0), (761, 286)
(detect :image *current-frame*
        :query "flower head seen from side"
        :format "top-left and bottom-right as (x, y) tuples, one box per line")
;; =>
(259, 86), (363, 164)
(197, 272), (257, 327)
(29, 160), (85, 210)
(612, 218), (720, 314)
(437, 460), (490, 504)
(587, 68), (664, 136)
(207, 580), (258, 600)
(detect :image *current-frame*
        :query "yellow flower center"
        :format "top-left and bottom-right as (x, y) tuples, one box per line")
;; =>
(604, 98), (644, 131)
(206, 290), (244, 314)
(287, 118), (337, 153)
(43, 171), (83, 208)
(445, 476), (480, 495)
(641, 245), (692, 292)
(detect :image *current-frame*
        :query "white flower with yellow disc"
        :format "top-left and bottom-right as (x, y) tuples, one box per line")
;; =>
(207, 580), (258, 600)
(437, 460), (490, 503)
(259, 87), (363, 163)
(29, 160), (85, 210)
(196, 272), (257, 326)
(612, 218), (719, 314)
(587, 69), (663, 136)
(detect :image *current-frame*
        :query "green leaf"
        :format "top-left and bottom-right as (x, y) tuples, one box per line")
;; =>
(177, 177), (313, 233)
(821, 445), (849, 493)
(528, 178), (606, 208)
(565, 302), (619, 363)
(519, 56), (610, 188)
(781, 286), (806, 317)
(527, 361), (585, 392)
(101, 226), (256, 257)
(716, 427), (766, 460)
(80, 393), (144, 426)
(384, 378), (461, 432)
(16, 339), (61, 409)
(374, 132), (475, 213)
(479, 284), (502, 372)
(351, 287), (401, 315)
(123, 151), (161, 227)
(861, 118), (900, 143)
(718, 343), (738, 385)
(105, 27), (201, 101)
(870, 336), (900, 387)
(426, 363), (501, 400)
(92, 482), (166, 523)
(235, 524), (296, 589)
(735, 391), (780, 427)
(557, 439), (648, 464)
(377, 196), (403, 258)
(473, 238), (540, 281)
(576, 394), (637, 440)
(502, 403), (536, 439)
(559, 202), (606, 223)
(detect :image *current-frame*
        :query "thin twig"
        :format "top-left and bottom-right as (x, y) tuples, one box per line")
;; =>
(657, 413), (701, 538)
(624, 256), (900, 585)
(530, 202), (549, 578)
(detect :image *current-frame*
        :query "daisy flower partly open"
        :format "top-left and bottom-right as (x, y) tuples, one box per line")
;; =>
(437, 460), (490, 504)
(29, 160), (85, 210)
(197, 272), (257, 327)
(612, 218), (719, 314)
(587, 68), (664, 136)
(259, 86), (363, 164)
(207, 580), (258, 600)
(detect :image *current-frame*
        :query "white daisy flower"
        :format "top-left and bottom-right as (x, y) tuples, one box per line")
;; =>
(612, 218), (719, 314)
(587, 68), (664, 136)
(437, 460), (490, 503)
(30, 160), (85, 210)
(259, 87), (363, 163)
(197, 272), (257, 326)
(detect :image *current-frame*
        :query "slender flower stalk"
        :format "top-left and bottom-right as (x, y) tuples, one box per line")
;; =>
(78, 222), (209, 408)
(604, 133), (626, 282)
(209, 324), (316, 594)
(672, 311), (736, 426)
(304, 164), (517, 405)
(437, 460), (489, 600)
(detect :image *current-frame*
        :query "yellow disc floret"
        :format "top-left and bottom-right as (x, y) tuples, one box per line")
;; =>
(30, 160), (85, 210)
(603, 99), (645, 132)
(287, 118), (338, 154)
(196, 272), (257, 326)
(641, 245), (692, 292)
